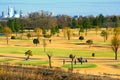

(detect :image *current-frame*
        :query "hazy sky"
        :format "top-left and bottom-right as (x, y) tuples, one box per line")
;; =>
(0, 0), (120, 16)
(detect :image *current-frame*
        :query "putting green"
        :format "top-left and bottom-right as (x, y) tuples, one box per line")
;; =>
(62, 63), (97, 68)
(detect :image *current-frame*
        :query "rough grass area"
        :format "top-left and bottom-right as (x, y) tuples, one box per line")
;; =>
(15, 60), (49, 65)
(0, 64), (118, 80)
(62, 63), (97, 68)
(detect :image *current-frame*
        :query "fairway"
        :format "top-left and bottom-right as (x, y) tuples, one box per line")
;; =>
(0, 47), (119, 58)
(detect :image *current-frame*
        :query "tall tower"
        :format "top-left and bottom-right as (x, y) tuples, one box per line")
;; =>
(8, 6), (13, 18)
(2, 11), (5, 18)
(20, 10), (23, 18)
(8, 6), (10, 17)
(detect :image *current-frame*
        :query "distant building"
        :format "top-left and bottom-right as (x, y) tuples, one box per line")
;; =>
(8, 6), (14, 18)
(73, 15), (79, 19)
(0, 6), (25, 19)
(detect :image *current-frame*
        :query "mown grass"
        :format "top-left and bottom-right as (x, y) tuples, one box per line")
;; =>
(15, 60), (48, 65)
(62, 63), (97, 68)
(0, 47), (119, 58)
(0, 59), (13, 63)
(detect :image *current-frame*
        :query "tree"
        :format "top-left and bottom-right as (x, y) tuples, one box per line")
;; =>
(50, 27), (56, 36)
(111, 27), (120, 60)
(100, 30), (108, 42)
(27, 33), (32, 40)
(86, 40), (93, 48)
(43, 39), (47, 52)
(82, 18), (92, 36)
(63, 27), (72, 40)
(4, 27), (12, 45)
(98, 14), (106, 27)
(112, 16), (118, 27)
(25, 50), (32, 60)
(46, 52), (52, 68)
(42, 27), (47, 36)
(111, 35), (120, 60)
(14, 18), (20, 36)
(7, 19), (15, 32)
(71, 18), (78, 28)
(34, 27), (42, 39)
(69, 54), (75, 71)
(78, 25), (84, 36)
(33, 38), (39, 46)
(79, 36), (84, 41)
(114, 27), (120, 36)
(95, 26), (99, 35)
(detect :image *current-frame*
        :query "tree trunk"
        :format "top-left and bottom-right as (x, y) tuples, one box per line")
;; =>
(49, 57), (52, 68)
(6, 37), (8, 45)
(21, 33), (23, 40)
(26, 56), (30, 60)
(71, 59), (74, 71)
(85, 29), (87, 36)
(44, 47), (46, 52)
(104, 37), (106, 42)
(115, 52), (117, 60)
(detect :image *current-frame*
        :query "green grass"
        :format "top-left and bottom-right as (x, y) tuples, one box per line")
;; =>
(62, 63), (97, 68)
(117, 64), (120, 67)
(0, 47), (119, 58)
(0, 59), (13, 63)
(15, 60), (49, 65)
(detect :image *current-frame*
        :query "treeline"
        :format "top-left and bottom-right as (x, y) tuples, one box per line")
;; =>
(0, 11), (120, 33)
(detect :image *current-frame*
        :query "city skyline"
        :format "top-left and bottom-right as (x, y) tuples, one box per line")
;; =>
(0, 6), (24, 18)
(0, 0), (120, 16)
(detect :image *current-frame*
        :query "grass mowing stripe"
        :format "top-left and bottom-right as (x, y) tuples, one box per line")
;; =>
(0, 59), (13, 63)
(0, 47), (119, 57)
(15, 60), (49, 65)
(62, 64), (97, 68)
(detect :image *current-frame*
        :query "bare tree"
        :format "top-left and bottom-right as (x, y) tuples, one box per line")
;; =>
(111, 35), (120, 60)
(63, 27), (72, 40)
(46, 52), (52, 68)
(43, 39), (47, 52)
(34, 27), (42, 39)
(69, 54), (75, 71)
(4, 27), (12, 45)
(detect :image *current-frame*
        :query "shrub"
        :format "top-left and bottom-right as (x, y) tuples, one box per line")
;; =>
(33, 38), (39, 46)
(86, 39), (93, 48)
(27, 33), (32, 39)
(79, 36), (84, 41)
(11, 36), (16, 39)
